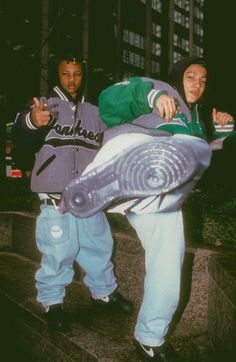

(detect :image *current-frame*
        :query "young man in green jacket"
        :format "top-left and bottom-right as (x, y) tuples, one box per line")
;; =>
(62, 56), (233, 361)
(99, 56), (234, 144)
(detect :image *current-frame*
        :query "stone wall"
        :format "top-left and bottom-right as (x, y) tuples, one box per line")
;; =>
(208, 252), (236, 360)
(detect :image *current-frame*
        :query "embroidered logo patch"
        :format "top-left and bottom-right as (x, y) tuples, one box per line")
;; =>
(51, 226), (63, 238)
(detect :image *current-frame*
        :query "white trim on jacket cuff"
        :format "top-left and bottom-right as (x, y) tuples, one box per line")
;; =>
(26, 111), (37, 130)
(147, 89), (163, 108)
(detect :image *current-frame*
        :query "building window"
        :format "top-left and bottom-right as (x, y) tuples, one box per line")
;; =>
(152, 23), (161, 38)
(174, 0), (190, 12)
(152, 0), (162, 13)
(194, 23), (204, 37)
(123, 49), (145, 69)
(173, 51), (182, 63)
(173, 34), (189, 52)
(152, 41), (161, 56)
(192, 44), (204, 57)
(194, 6), (204, 21)
(195, 0), (204, 8)
(174, 10), (189, 28)
(123, 71), (137, 80)
(151, 60), (160, 73)
(123, 29), (145, 49)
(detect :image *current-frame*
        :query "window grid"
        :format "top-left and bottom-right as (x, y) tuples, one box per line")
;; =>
(174, 0), (190, 12)
(192, 44), (204, 56)
(123, 29), (145, 49)
(152, 41), (161, 56)
(151, 0), (162, 13)
(194, 22), (204, 37)
(173, 33), (189, 52)
(173, 51), (183, 63)
(122, 71), (137, 80)
(194, 0), (204, 8)
(123, 49), (145, 69)
(151, 60), (161, 73)
(152, 23), (162, 38)
(174, 10), (189, 28)
(194, 6), (204, 21)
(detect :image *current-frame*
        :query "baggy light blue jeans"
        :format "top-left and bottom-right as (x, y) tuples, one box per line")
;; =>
(126, 135), (212, 347)
(35, 207), (117, 308)
(127, 210), (184, 347)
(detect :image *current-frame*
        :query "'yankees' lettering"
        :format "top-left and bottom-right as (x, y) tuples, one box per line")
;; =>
(49, 118), (101, 142)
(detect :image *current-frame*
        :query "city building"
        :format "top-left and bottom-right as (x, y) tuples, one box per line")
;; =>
(92, 0), (205, 85)
(1, 0), (205, 177)
(83, 0), (205, 101)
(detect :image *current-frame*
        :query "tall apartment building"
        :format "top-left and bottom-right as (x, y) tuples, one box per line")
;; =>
(107, 0), (204, 79)
(86, 0), (205, 100)
(1, 0), (205, 105)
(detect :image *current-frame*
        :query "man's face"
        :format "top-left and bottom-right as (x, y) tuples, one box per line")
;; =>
(183, 64), (207, 105)
(58, 61), (83, 98)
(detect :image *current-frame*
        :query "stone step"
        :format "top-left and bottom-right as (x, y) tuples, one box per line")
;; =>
(0, 252), (214, 361)
(0, 212), (216, 361)
(1, 212), (216, 336)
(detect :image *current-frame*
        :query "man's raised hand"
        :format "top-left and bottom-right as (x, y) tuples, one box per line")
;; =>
(32, 97), (50, 127)
(155, 94), (178, 122)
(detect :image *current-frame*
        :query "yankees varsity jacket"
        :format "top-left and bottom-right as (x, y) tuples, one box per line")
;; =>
(13, 86), (105, 193)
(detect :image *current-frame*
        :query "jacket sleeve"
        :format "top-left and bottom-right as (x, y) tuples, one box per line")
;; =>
(98, 77), (166, 127)
(12, 100), (46, 152)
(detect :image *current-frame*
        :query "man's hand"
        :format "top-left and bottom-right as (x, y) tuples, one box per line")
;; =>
(32, 97), (50, 127)
(212, 107), (233, 127)
(155, 94), (178, 122)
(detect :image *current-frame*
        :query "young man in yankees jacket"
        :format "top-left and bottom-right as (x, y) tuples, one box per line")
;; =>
(12, 52), (133, 332)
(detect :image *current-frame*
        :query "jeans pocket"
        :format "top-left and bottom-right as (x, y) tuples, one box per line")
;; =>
(37, 211), (70, 245)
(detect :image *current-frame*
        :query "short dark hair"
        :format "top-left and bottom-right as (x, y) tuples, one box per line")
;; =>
(56, 49), (84, 66)
(55, 49), (87, 99)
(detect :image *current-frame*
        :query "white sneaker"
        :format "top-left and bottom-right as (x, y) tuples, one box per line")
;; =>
(62, 134), (198, 218)
(135, 340), (181, 361)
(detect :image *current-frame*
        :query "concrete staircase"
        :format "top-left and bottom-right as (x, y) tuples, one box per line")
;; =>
(0, 211), (227, 361)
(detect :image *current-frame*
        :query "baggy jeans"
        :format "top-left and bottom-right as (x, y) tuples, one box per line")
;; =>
(126, 135), (212, 346)
(35, 208), (117, 308)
